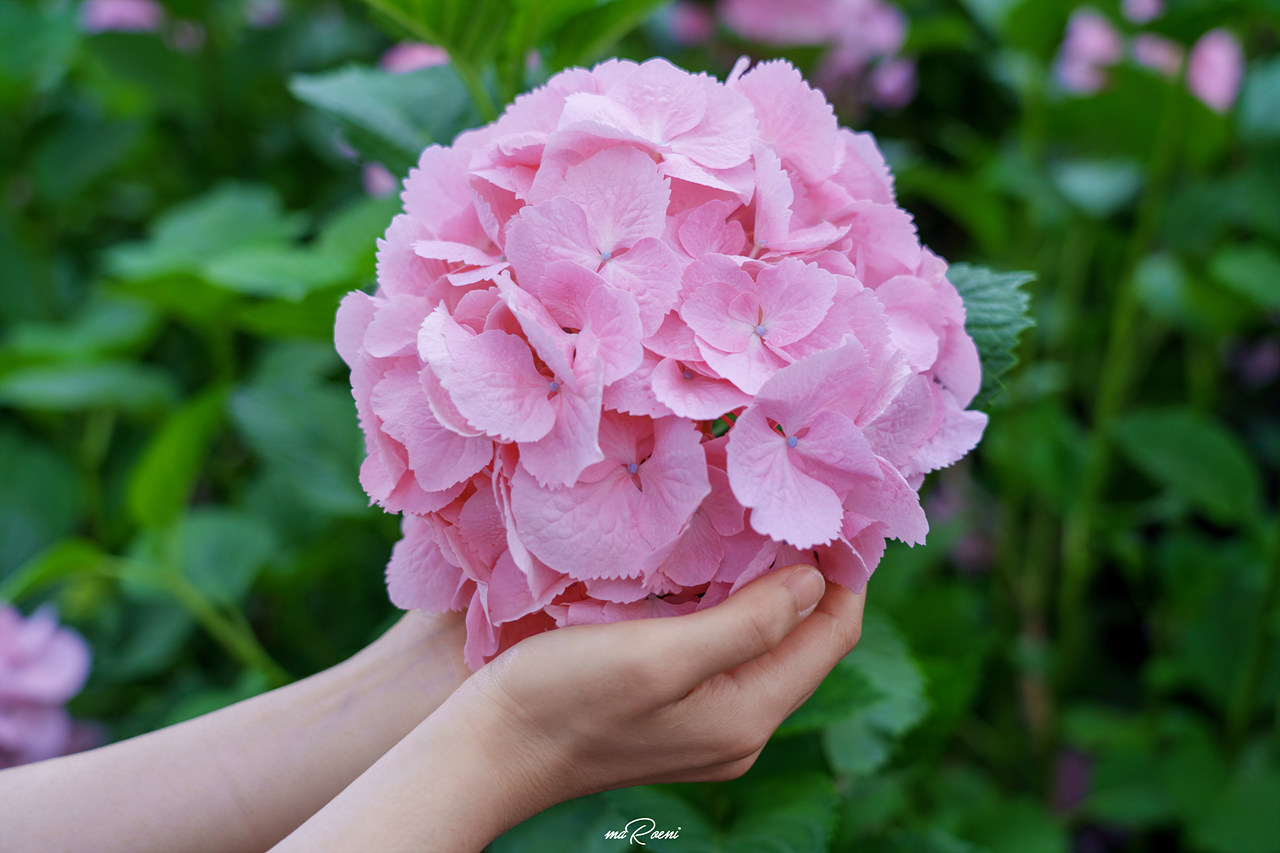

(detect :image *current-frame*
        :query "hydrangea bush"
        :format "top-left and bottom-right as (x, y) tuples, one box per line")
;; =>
(336, 57), (986, 668)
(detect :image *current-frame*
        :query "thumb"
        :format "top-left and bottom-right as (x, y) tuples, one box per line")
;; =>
(655, 565), (826, 689)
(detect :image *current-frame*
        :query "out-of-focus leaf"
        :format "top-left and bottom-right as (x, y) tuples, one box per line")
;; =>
(778, 650), (882, 736)
(0, 362), (177, 413)
(178, 509), (276, 605)
(1050, 158), (1142, 218)
(948, 263), (1036, 406)
(1113, 409), (1261, 526)
(0, 0), (78, 94)
(962, 798), (1067, 853)
(1209, 244), (1280, 313)
(882, 829), (989, 853)
(230, 349), (369, 518)
(546, 0), (669, 70)
(0, 297), (159, 365)
(1238, 58), (1280, 144)
(721, 771), (840, 853)
(106, 184), (302, 282)
(127, 386), (229, 528)
(34, 115), (142, 202)
(822, 610), (929, 776)
(203, 245), (352, 301)
(290, 64), (476, 176)
(1190, 744), (1280, 853)
(0, 539), (108, 604)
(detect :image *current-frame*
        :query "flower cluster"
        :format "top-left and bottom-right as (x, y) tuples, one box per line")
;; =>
(1055, 4), (1244, 113)
(0, 605), (94, 769)
(337, 58), (987, 668)
(717, 0), (916, 111)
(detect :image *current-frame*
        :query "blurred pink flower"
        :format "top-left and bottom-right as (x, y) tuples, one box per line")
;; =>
(1055, 9), (1123, 93)
(0, 605), (93, 769)
(79, 0), (163, 33)
(362, 163), (398, 197)
(668, 1), (716, 45)
(720, 0), (915, 111)
(1132, 33), (1184, 78)
(379, 42), (449, 74)
(1122, 0), (1162, 24)
(870, 58), (917, 109)
(0, 605), (90, 706)
(246, 0), (285, 29)
(1188, 29), (1244, 112)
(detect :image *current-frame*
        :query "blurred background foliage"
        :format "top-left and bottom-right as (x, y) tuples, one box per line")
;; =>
(1, 0), (1277, 850)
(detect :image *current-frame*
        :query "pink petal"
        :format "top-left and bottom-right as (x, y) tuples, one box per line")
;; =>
(445, 330), (556, 442)
(386, 515), (469, 612)
(650, 357), (752, 419)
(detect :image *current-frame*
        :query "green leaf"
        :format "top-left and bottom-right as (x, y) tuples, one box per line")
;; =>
(0, 538), (105, 604)
(0, 297), (159, 365)
(0, 428), (80, 581)
(882, 829), (989, 853)
(178, 509), (276, 605)
(202, 245), (352, 301)
(948, 263), (1036, 407)
(1209, 243), (1280, 313)
(822, 610), (929, 776)
(1113, 409), (1261, 526)
(1190, 744), (1280, 853)
(290, 64), (477, 176)
(107, 184), (302, 282)
(0, 0), (78, 93)
(546, 0), (670, 70)
(1050, 158), (1142, 219)
(1238, 58), (1280, 144)
(777, 650), (882, 736)
(127, 386), (229, 528)
(0, 362), (178, 413)
(721, 772), (840, 853)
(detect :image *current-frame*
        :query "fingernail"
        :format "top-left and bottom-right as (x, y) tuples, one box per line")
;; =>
(784, 566), (824, 618)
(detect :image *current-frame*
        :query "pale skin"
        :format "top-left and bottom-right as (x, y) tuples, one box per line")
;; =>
(0, 565), (866, 853)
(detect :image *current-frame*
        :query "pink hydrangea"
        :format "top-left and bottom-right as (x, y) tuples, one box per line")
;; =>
(379, 42), (450, 74)
(1122, 0), (1162, 24)
(1055, 9), (1124, 93)
(718, 0), (916, 112)
(336, 57), (987, 668)
(1188, 29), (1244, 113)
(0, 605), (93, 769)
(79, 0), (163, 33)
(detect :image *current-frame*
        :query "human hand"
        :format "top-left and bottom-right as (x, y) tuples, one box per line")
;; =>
(460, 565), (865, 809)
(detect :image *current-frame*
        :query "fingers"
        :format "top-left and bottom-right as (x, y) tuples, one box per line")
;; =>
(728, 581), (867, 718)
(646, 565), (826, 690)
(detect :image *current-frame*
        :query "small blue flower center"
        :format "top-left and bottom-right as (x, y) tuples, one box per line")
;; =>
(787, 435), (798, 449)
(754, 324), (767, 337)
(682, 369), (694, 380)
(627, 462), (639, 474)
(600, 250), (612, 262)
(548, 380), (561, 392)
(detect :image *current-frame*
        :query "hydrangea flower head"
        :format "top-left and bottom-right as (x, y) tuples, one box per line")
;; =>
(337, 57), (987, 668)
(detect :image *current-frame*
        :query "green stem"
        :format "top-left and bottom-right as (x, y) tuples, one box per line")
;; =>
(165, 572), (291, 688)
(1057, 78), (1187, 686)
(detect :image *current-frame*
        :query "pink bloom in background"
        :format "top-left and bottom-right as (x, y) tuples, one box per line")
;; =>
(363, 163), (398, 197)
(1122, 0), (1162, 24)
(1132, 33), (1183, 78)
(0, 604), (94, 769)
(1055, 9), (1123, 93)
(337, 57), (987, 669)
(718, 0), (916, 112)
(379, 42), (450, 74)
(1188, 29), (1245, 113)
(667, 1), (716, 46)
(79, 0), (163, 33)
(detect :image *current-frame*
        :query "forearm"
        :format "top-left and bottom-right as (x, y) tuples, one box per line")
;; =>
(270, 680), (558, 853)
(0, 612), (469, 853)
